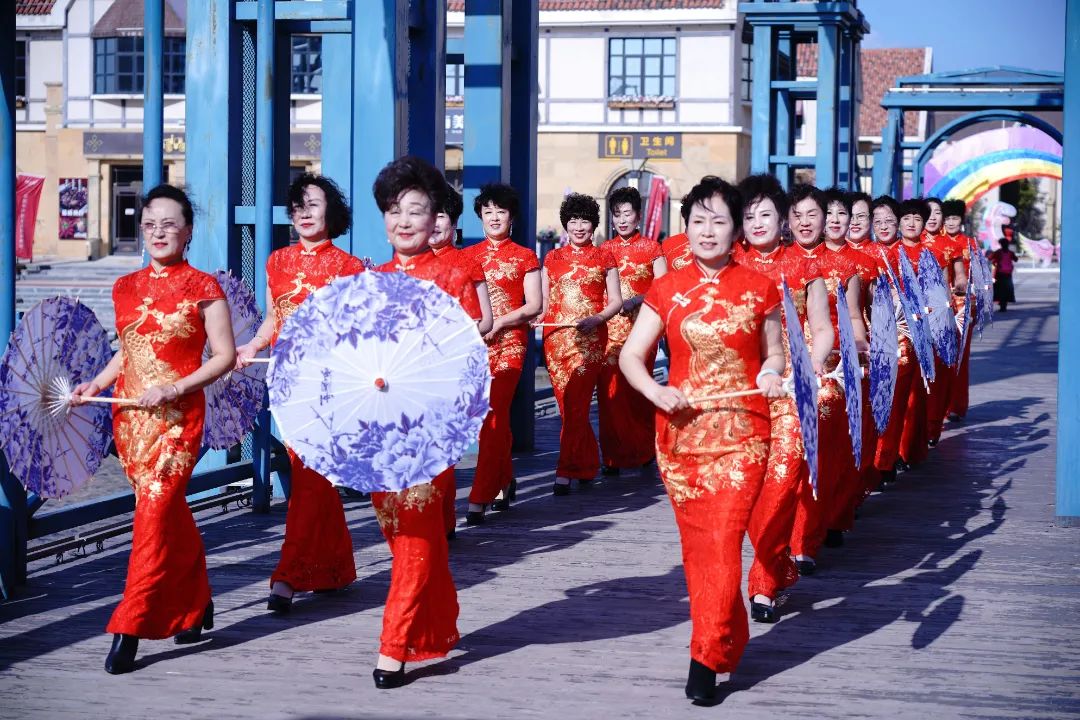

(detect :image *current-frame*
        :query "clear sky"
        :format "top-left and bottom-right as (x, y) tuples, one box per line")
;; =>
(860, 0), (1066, 74)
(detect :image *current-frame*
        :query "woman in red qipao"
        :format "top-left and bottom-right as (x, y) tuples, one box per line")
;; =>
(73, 185), (236, 674)
(536, 193), (623, 495)
(734, 174), (834, 623)
(941, 199), (975, 421)
(786, 184), (868, 576)
(430, 182), (494, 339)
(920, 197), (969, 446)
(600, 186), (668, 474)
(460, 183), (542, 525)
(620, 176), (786, 705)
(236, 174), (366, 614)
(365, 157), (484, 689)
(892, 198), (946, 469)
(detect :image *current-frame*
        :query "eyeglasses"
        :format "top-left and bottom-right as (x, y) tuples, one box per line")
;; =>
(851, 213), (869, 222)
(872, 219), (897, 228)
(140, 221), (183, 235)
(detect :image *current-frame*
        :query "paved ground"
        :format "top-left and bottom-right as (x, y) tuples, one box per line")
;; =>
(1, 270), (1077, 719)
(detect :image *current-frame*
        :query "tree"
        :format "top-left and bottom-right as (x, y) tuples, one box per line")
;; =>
(1013, 178), (1046, 240)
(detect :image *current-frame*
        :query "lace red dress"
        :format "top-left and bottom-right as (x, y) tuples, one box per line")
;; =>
(786, 243), (858, 559)
(735, 244), (820, 600)
(370, 250), (481, 663)
(644, 260), (778, 673)
(461, 237), (540, 504)
(267, 240), (366, 592)
(106, 262), (224, 639)
(599, 232), (663, 469)
(542, 243), (616, 480)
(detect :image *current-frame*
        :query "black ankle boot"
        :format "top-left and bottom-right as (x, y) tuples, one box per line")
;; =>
(492, 478), (517, 511)
(267, 592), (293, 614)
(684, 659), (717, 703)
(105, 634), (139, 674)
(465, 506), (486, 525)
(174, 599), (215, 644)
(372, 665), (406, 689)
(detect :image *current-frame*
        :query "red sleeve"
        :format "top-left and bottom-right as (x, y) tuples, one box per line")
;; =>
(762, 277), (782, 316)
(600, 246), (617, 271)
(468, 259), (486, 284)
(520, 247), (540, 274)
(200, 274), (226, 302)
(457, 271), (483, 320)
(345, 254), (368, 276)
(643, 274), (667, 317)
(647, 240), (663, 262)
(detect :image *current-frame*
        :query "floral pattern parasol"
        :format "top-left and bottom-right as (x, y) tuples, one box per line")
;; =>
(918, 248), (959, 368)
(955, 280), (974, 375)
(0, 297), (113, 498)
(968, 239), (995, 334)
(834, 281), (863, 465)
(869, 273), (899, 435)
(269, 271), (491, 493)
(883, 249), (935, 388)
(781, 278), (819, 497)
(202, 271), (267, 449)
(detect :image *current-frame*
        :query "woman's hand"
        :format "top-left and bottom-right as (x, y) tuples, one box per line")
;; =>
(758, 373), (785, 399)
(235, 341), (261, 370)
(620, 296), (639, 315)
(138, 384), (180, 408)
(529, 316), (546, 329)
(854, 339), (870, 353)
(812, 359), (825, 377)
(483, 316), (506, 342)
(70, 381), (101, 407)
(648, 385), (689, 414)
(576, 315), (605, 331)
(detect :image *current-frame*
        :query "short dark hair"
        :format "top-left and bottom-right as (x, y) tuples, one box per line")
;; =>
(372, 156), (448, 221)
(823, 186), (852, 213)
(788, 183), (828, 215)
(141, 184), (194, 226)
(941, 199), (966, 219)
(441, 183), (464, 224)
(608, 186), (642, 214)
(288, 173), (352, 239)
(737, 173), (788, 217)
(681, 175), (742, 225)
(559, 193), (600, 229)
(898, 198), (930, 222)
(474, 182), (520, 221)
(924, 196), (944, 211)
(871, 195), (901, 219)
(847, 191), (873, 211)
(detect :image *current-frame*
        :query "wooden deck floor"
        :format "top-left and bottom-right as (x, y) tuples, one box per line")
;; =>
(2, 271), (1078, 719)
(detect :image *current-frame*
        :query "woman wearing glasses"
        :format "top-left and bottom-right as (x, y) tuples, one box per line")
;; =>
(72, 184), (236, 673)
(235, 173), (367, 614)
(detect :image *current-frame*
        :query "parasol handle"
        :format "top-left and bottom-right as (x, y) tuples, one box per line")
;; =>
(245, 358), (271, 364)
(690, 377), (795, 405)
(73, 396), (139, 407)
(535, 322), (583, 328)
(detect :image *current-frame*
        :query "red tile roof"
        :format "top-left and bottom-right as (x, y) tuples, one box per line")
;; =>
(448, 1), (726, 9)
(798, 45), (929, 138)
(15, 0), (57, 14)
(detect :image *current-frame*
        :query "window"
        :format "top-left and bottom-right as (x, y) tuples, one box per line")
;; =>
(93, 36), (185, 94)
(291, 36), (322, 94)
(608, 37), (676, 97)
(15, 40), (26, 99)
(446, 62), (463, 97)
(740, 41), (752, 102)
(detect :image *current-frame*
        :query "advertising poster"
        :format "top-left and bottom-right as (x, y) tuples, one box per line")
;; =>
(58, 178), (89, 240)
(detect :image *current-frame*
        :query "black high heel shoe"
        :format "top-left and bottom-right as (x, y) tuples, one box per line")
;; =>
(465, 505), (486, 525)
(267, 592), (293, 614)
(174, 600), (214, 644)
(750, 598), (778, 624)
(552, 480), (571, 496)
(492, 478), (517, 511)
(372, 665), (407, 689)
(105, 634), (139, 674)
(795, 558), (817, 576)
(684, 659), (717, 704)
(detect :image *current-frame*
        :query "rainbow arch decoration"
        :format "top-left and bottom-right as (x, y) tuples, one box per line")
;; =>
(919, 125), (1062, 205)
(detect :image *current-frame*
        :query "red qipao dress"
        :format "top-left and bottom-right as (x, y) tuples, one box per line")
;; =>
(599, 232), (664, 469)
(107, 262), (224, 639)
(943, 233), (974, 419)
(267, 241), (366, 591)
(461, 237), (540, 504)
(734, 244), (819, 601)
(644, 261), (778, 673)
(873, 242), (917, 473)
(921, 231), (967, 440)
(787, 243), (857, 559)
(542, 243), (616, 480)
(370, 250), (481, 662)
(661, 232), (693, 272)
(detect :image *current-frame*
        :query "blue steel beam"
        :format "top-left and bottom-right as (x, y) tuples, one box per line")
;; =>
(750, 23), (773, 175)
(406, 0), (446, 167)
(880, 90), (1063, 110)
(1057, 0), (1080, 526)
(143, 0), (164, 192)
(897, 67), (1064, 86)
(815, 22), (839, 187)
(872, 107), (903, 197)
(234, 1), (351, 21)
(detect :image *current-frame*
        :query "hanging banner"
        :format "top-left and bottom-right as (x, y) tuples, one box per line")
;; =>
(643, 175), (669, 243)
(15, 175), (45, 261)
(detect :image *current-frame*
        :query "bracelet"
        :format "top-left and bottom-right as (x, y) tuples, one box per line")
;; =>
(756, 368), (781, 385)
(170, 384), (181, 400)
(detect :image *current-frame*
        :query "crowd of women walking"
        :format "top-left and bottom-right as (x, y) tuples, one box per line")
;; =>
(69, 155), (983, 705)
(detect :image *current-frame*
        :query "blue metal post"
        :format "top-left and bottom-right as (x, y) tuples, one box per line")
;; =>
(873, 107), (903, 197)
(750, 24), (773, 175)
(462, 0), (509, 245)
(0, 16), (25, 599)
(255, 0), (275, 308)
(815, 21), (839, 187)
(1056, 0), (1080, 526)
(507, 0), (539, 450)
(406, 0), (446, 166)
(143, 0), (164, 191)
(837, 33), (853, 188)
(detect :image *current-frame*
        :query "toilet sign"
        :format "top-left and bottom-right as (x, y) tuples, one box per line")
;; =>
(599, 132), (681, 160)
